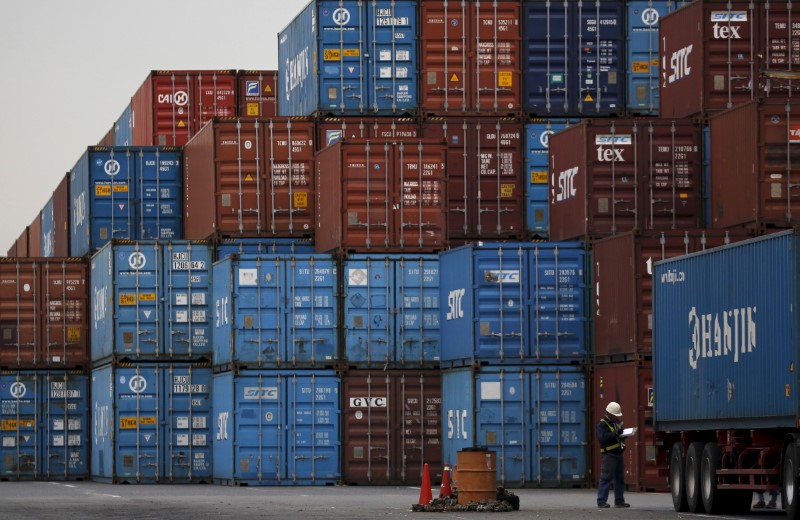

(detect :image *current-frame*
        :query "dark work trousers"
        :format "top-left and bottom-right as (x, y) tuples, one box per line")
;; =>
(596, 452), (625, 505)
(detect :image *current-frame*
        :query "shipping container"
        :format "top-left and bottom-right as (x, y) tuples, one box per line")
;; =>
(97, 123), (115, 147)
(442, 365), (588, 488)
(214, 238), (316, 260)
(342, 369), (441, 485)
(212, 253), (338, 368)
(278, 0), (418, 116)
(548, 118), (704, 242)
(709, 101), (800, 230)
(41, 173), (70, 258)
(183, 117), (315, 239)
(114, 104), (132, 146)
(28, 213), (42, 258)
(91, 363), (213, 484)
(522, 0), (625, 117)
(90, 240), (213, 363)
(342, 254), (439, 367)
(69, 146), (183, 257)
(419, 0), (522, 116)
(439, 242), (588, 367)
(6, 243), (16, 258)
(212, 369), (340, 486)
(0, 370), (89, 481)
(421, 117), (525, 240)
(15, 227), (29, 258)
(315, 139), (447, 253)
(317, 117), (420, 149)
(130, 70), (237, 146)
(236, 70), (278, 118)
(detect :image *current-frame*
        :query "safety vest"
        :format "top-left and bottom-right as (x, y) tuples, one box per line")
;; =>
(600, 419), (622, 454)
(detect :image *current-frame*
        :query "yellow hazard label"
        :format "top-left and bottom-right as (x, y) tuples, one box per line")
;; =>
(139, 416), (157, 425)
(532, 171), (548, 184)
(67, 327), (81, 342)
(652, 58), (659, 66)
(343, 49), (360, 57)
(177, 121), (186, 128)
(324, 49), (341, 61)
(246, 103), (260, 116)
(264, 85), (272, 93)
(96, 185), (111, 196)
(450, 73), (460, 83)
(245, 174), (254, 181)
(293, 192), (308, 208)
(584, 94), (594, 102)
(2, 419), (35, 430)
(500, 184), (515, 197)
(497, 71), (512, 87)
(114, 184), (129, 193)
(120, 417), (138, 429)
(119, 294), (136, 306)
(139, 293), (156, 302)
(632, 61), (649, 73)
(679, 193), (688, 199)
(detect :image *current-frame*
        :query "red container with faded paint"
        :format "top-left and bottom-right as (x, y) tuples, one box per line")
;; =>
(15, 228), (29, 259)
(419, 0), (521, 116)
(592, 229), (752, 363)
(316, 117), (420, 150)
(421, 117), (524, 240)
(28, 213), (42, 258)
(548, 119), (704, 241)
(342, 369), (442, 485)
(131, 70), (238, 146)
(709, 101), (800, 230)
(51, 173), (71, 258)
(591, 361), (665, 492)
(236, 70), (278, 118)
(183, 117), (316, 239)
(6, 243), (16, 257)
(315, 138), (448, 254)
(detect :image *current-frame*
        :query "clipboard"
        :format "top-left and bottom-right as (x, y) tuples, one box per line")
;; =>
(620, 427), (638, 438)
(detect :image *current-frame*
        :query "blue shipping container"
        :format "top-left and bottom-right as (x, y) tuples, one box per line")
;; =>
(41, 194), (55, 258)
(212, 254), (338, 367)
(212, 370), (340, 485)
(91, 363), (213, 483)
(278, 0), (418, 116)
(214, 238), (316, 261)
(522, 1), (624, 117)
(0, 371), (89, 481)
(70, 147), (182, 257)
(114, 104), (132, 146)
(342, 254), (439, 367)
(439, 242), (588, 367)
(441, 366), (588, 487)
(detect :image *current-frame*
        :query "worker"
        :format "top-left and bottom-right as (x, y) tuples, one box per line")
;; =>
(596, 401), (630, 508)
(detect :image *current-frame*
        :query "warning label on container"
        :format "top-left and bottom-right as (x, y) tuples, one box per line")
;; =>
(67, 326), (81, 342)
(532, 171), (548, 184)
(497, 71), (513, 87)
(293, 192), (308, 208)
(450, 73), (460, 83)
(246, 103), (260, 116)
(500, 184), (515, 197)
(2, 419), (34, 430)
(791, 125), (800, 143)
(632, 61), (649, 73)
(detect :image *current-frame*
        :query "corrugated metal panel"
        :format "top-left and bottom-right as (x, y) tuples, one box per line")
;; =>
(237, 71), (278, 117)
(760, 2), (800, 97)
(442, 365), (588, 488)
(214, 238), (316, 260)
(97, 123), (115, 147)
(41, 259), (90, 368)
(114, 104), (132, 146)
(0, 260), (39, 368)
(439, 242), (588, 367)
(137, 148), (182, 241)
(28, 213), (42, 258)
(211, 370), (340, 485)
(342, 369), (441, 485)
(50, 174), (70, 258)
(0, 371), (39, 479)
(317, 117), (420, 149)
(16, 227), (29, 258)
(653, 229), (800, 431)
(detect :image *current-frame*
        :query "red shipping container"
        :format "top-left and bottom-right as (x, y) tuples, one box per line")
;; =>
(97, 123), (115, 146)
(15, 227), (29, 259)
(28, 213), (42, 258)
(236, 70), (278, 118)
(6, 243), (16, 257)
(183, 117), (316, 239)
(591, 361), (665, 492)
(548, 119), (704, 241)
(317, 117), (420, 150)
(709, 101), (800, 230)
(315, 139), (448, 253)
(421, 117), (524, 240)
(592, 229), (752, 363)
(51, 173), (71, 258)
(419, 0), (521, 116)
(131, 70), (238, 146)
(342, 369), (442, 485)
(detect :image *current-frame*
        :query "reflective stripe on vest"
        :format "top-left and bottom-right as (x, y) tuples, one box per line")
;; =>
(600, 418), (621, 453)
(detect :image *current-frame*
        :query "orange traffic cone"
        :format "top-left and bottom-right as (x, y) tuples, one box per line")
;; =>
(418, 463), (433, 504)
(439, 462), (452, 498)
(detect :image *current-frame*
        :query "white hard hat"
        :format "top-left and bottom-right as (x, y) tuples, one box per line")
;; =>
(605, 402), (622, 417)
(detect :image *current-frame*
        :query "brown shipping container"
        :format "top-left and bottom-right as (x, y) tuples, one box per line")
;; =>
(237, 70), (278, 118)
(28, 213), (42, 258)
(51, 173), (71, 258)
(0, 259), (38, 367)
(183, 117), (316, 239)
(548, 119), (703, 241)
(131, 70), (238, 146)
(97, 123), (115, 146)
(342, 369), (442, 485)
(710, 101), (800, 230)
(6, 244), (16, 257)
(419, 0), (521, 116)
(591, 362), (666, 492)
(421, 117), (524, 240)
(317, 117), (420, 150)
(39, 258), (89, 368)
(592, 229), (752, 363)
(315, 139), (448, 253)
(15, 227), (29, 259)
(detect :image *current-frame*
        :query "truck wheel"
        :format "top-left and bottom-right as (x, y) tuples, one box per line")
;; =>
(701, 442), (722, 513)
(670, 442), (688, 512)
(686, 442), (706, 513)
(784, 443), (799, 519)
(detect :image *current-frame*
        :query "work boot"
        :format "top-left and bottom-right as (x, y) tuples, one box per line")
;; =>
(597, 502), (610, 508)
(767, 496), (778, 509)
(614, 503), (630, 508)
(754, 500), (766, 509)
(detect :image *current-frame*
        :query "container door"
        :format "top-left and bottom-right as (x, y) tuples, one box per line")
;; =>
(342, 371), (392, 484)
(191, 72), (236, 138)
(393, 371), (442, 484)
(41, 260), (89, 368)
(575, 1), (624, 116)
(285, 255), (338, 366)
(0, 372), (39, 479)
(232, 372), (284, 483)
(230, 257), (283, 365)
(343, 256), (394, 366)
(114, 365), (161, 483)
(525, 120), (574, 237)
(368, 1), (418, 114)
(89, 149), (135, 250)
(419, 0), (469, 114)
(163, 242), (212, 360)
(341, 141), (392, 249)
(438, 247), (475, 364)
(162, 365), (212, 482)
(626, 2), (664, 115)
(112, 243), (162, 359)
(522, 1), (570, 115)
(0, 261), (39, 368)
(472, 0), (521, 115)
(151, 73), (194, 146)
(137, 148), (182, 241)
(318, 1), (367, 114)
(393, 141), (447, 250)
(42, 372), (88, 480)
(395, 256), (440, 365)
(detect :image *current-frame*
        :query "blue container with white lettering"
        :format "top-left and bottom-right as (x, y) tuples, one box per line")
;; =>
(441, 365), (588, 488)
(653, 229), (800, 431)
(212, 369), (340, 486)
(342, 254), (439, 368)
(439, 242), (588, 367)
(214, 238), (316, 260)
(278, 0), (418, 117)
(212, 254), (339, 368)
(114, 104), (132, 146)
(41, 194), (56, 257)
(91, 363), (213, 484)
(69, 146), (183, 257)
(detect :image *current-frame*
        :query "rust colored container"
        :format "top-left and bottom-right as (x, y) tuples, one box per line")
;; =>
(237, 70), (277, 118)
(183, 117), (316, 239)
(419, 0), (521, 116)
(131, 70), (238, 146)
(0, 259), (38, 367)
(315, 139), (448, 254)
(591, 361), (666, 492)
(15, 227), (29, 259)
(6, 243), (16, 257)
(421, 117), (524, 240)
(28, 213), (42, 258)
(51, 173), (71, 258)
(342, 369), (442, 485)
(317, 117), (420, 150)
(709, 101), (800, 230)
(592, 229), (752, 363)
(548, 119), (704, 241)
(97, 123), (115, 146)
(455, 449), (497, 503)
(39, 258), (89, 368)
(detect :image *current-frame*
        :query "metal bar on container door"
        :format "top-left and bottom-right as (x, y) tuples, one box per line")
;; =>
(561, 1), (569, 113)
(366, 142), (372, 248)
(497, 247), (505, 360)
(167, 365), (174, 481)
(646, 122), (653, 229)
(56, 372), (69, 478)
(576, 2), (584, 114)
(460, 0), (467, 112)
(492, 0), (499, 113)
(272, 119), (281, 236)
(418, 140), (426, 248)
(499, 369), (506, 484)
(385, 142), (392, 249)
(516, 247), (524, 360)
(398, 257), (407, 364)
(633, 124), (640, 229)
(291, 374), (297, 482)
(647, 0), (657, 112)
(44, 262), (52, 366)
(476, 122), (483, 235)
(475, 1), (482, 112)
(311, 373), (318, 482)
(171, 74), (177, 146)
(166, 244), (175, 357)
(187, 243), (195, 357)
(384, 257), (392, 365)
(58, 262), (67, 366)
(518, 368), (527, 486)
(495, 120), (502, 234)
(535, 369), (542, 485)
(371, 1), (378, 113)
(610, 123), (617, 233)
(460, 121), (469, 235)
(309, 257), (317, 365)
(787, 101), (794, 222)
(290, 256), (297, 365)
(288, 120), (295, 234)
(384, 372), (391, 481)
(400, 373), (408, 482)
(254, 120), (263, 234)
(366, 372), (373, 481)
(556, 369), (562, 484)
(155, 150), (162, 239)
(35, 373), (41, 478)
(442, 1), (449, 112)
(533, 247), (541, 359)
(188, 365), (195, 480)
(593, 1), (601, 113)
(258, 372), (264, 482)
(554, 246), (561, 360)
(670, 122), (677, 229)
(135, 364), (142, 481)
(238, 120), (245, 234)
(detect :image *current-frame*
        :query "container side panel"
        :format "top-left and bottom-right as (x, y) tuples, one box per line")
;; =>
(0, 372), (39, 479)
(278, 2), (319, 117)
(137, 148), (183, 241)
(0, 261), (39, 368)
(285, 255), (338, 365)
(41, 259), (90, 368)
(42, 372), (89, 480)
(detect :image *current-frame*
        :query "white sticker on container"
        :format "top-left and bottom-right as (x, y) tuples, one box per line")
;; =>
(192, 294), (206, 305)
(176, 310), (189, 323)
(69, 418), (81, 431)
(348, 268), (368, 286)
(396, 50), (409, 61)
(193, 434), (207, 446)
(192, 310), (207, 323)
(176, 294), (188, 305)
(53, 418), (65, 431)
(481, 381), (502, 400)
(380, 67), (393, 78)
(239, 268), (258, 286)
(3, 437), (15, 447)
(68, 434), (81, 446)
(380, 50), (392, 61)
(177, 433), (190, 446)
(53, 435), (65, 447)
(193, 417), (207, 429)
(395, 67), (408, 78)
(177, 417), (189, 429)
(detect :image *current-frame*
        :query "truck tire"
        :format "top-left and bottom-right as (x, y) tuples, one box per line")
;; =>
(686, 442), (706, 513)
(701, 442), (722, 513)
(670, 442), (688, 512)
(784, 443), (799, 519)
